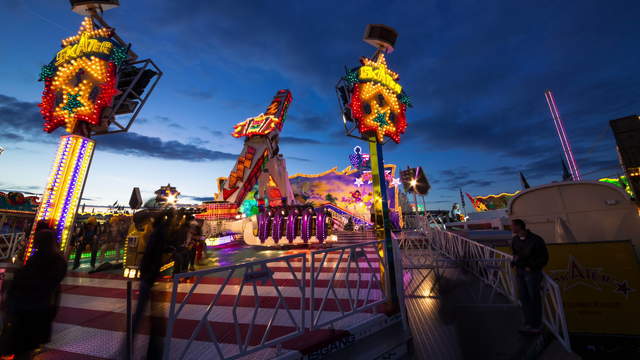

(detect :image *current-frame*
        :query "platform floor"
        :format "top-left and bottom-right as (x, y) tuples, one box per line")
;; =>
(32, 233), (383, 359)
(25, 231), (555, 359)
(402, 255), (547, 360)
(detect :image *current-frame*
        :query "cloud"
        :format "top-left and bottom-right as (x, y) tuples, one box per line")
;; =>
(0, 94), (59, 143)
(287, 156), (311, 162)
(188, 137), (209, 146)
(168, 123), (185, 130)
(288, 115), (333, 132)
(177, 89), (214, 100)
(199, 127), (224, 137)
(436, 167), (495, 191)
(183, 195), (213, 202)
(0, 133), (25, 142)
(97, 132), (237, 162)
(0, 183), (42, 195)
(0, 94), (237, 162)
(279, 136), (322, 145)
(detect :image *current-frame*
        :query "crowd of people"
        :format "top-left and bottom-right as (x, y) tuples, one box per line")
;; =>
(0, 209), (208, 359)
(71, 215), (130, 270)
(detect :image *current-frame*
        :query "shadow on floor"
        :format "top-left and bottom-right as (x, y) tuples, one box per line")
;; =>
(405, 267), (546, 360)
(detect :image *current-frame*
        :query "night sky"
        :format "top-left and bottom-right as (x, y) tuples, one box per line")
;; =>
(1, 0), (639, 209)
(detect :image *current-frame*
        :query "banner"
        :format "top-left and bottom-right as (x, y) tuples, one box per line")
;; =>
(546, 241), (640, 335)
(501, 240), (640, 335)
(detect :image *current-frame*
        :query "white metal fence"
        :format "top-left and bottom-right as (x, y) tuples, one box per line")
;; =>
(0, 232), (25, 261)
(425, 228), (571, 352)
(163, 240), (387, 360)
(310, 240), (385, 329)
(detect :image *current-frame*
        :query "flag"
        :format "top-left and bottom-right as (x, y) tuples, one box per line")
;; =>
(519, 172), (530, 189)
(465, 192), (487, 211)
(561, 158), (572, 181)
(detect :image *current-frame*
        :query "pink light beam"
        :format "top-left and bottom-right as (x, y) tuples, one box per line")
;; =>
(544, 90), (581, 181)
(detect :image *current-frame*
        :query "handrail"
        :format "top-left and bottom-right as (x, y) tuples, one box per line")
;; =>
(163, 252), (307, 360)
(163, 239), (389, 359)
(427, 228), (571, 352)
(310, 239), (385, 329)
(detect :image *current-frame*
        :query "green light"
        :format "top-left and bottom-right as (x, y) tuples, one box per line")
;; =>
(62, 92), (83, 114)
(344, 69), (359, 85)
(39, 64), (56, 81)
(399, 92), (412, 107)
(110, 46), (128, 66)
(373, 111), (389, 127)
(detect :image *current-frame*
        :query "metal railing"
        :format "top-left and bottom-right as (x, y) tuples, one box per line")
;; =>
(427, 228), (571, 351)
(0, 232), (25, 260)
(310, 240), (385, 329)
(163, 253), (306, 360)
(163, 239), (388, 360)
(402, 213), (445, 232)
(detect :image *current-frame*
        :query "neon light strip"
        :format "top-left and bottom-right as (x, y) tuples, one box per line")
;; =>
(545, 91), (575, 178)
(544, 90), (581, 181)
(548, 92), (580, 180)
(25, 135), (95, 261)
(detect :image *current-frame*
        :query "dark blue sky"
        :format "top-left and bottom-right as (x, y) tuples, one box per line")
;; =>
(1, 0), (639, 207)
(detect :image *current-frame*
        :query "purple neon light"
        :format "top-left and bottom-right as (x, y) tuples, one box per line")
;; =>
(41, 137), (72, 221)
(286, 212), (298, 243)
(315, 209), (327, 243)
(56, 138), (89, 242)
(544, 90), (581, 181)
(301, 210), (313, 243)
(272, 212), (284, 241)
(258, 212), (270, 243)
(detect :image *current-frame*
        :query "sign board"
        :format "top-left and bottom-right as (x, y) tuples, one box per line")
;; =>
(499, 240), (640, 335)
(39, 17), (125, 133)
(339, 53), (411, 143)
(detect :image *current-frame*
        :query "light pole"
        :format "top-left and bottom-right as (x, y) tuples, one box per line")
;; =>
(336, 24), (412, 309)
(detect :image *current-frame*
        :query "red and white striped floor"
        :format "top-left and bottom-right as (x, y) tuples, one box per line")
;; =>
(38, 243), (385, 359)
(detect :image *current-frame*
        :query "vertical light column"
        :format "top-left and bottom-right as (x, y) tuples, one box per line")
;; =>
(368, 136), (399, 308)
(545, 90), (581, 181)
(25, 135), (95, 260)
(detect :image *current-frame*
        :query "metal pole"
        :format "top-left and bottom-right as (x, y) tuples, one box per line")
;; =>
(368, 136), (399, 309)
(421, 195), (427, 215)
(126, 280), (132, 360)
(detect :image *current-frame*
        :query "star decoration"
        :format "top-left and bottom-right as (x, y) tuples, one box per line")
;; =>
(349, 82), (407, 143)
(373, 111), (389, 126)
(62, 93), (83, 114)
(62, 17), (112, 47)
(614, 280), (635, 299)
(399, 92), (412, 107)
(40, 57), (118, 133)
(39, 17), (120, 134)
(354, 177), (364, 187)
(344, 69), (359, 85)
(391, 178), (401, 187)
(360, 53), (399, 80)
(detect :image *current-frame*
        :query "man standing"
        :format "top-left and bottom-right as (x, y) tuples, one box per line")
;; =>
(511, 219), (549, 335)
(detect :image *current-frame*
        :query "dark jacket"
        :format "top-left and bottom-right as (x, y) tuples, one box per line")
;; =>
(2, 233), (67, 354)
(511, 230), (549, 272)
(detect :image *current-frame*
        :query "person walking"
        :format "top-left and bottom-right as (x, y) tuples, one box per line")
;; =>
(72, 218), (99, 270)
(127, 210), (172, 359)
(1, 222), (66, 359)
(510, 219), (549, 335)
